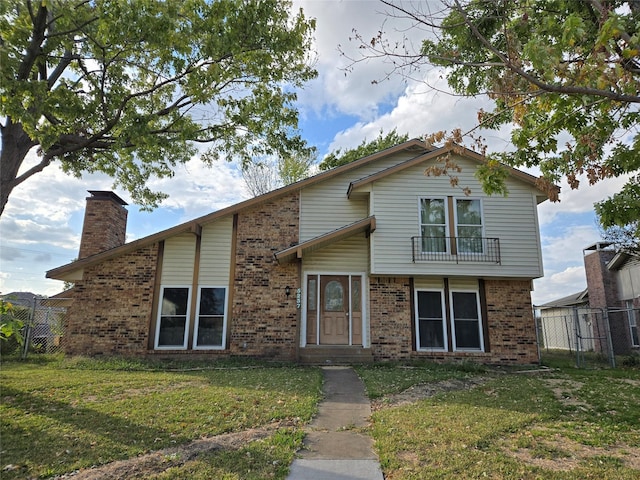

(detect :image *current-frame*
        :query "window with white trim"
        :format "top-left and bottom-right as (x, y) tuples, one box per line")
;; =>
(450, 290), (483, 350)
(194, 287), (227, 349)
(419, 198), (447, 253)
(415, 287), (484, 352)
(415, 290), (447, 350)
(455, 198), (484, 254)
(155, 286), (191, 349)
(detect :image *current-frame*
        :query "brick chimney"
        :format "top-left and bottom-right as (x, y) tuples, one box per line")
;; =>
(583, 242), (619, 310)
(78, 190), (128, 259)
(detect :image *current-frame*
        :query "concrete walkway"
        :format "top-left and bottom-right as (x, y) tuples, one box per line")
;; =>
(287, 367), (384, 480)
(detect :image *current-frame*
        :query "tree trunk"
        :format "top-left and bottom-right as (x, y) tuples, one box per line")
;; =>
(1, 120), (38, 216)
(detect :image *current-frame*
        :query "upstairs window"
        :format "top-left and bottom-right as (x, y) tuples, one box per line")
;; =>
(419, 198), (447, 253)
(455, 199), (484, 254)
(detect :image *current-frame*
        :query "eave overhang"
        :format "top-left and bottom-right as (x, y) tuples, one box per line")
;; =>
(274, 216), (376, 265)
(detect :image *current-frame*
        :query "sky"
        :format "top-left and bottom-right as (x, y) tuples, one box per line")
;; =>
(0, 0), (629, 305)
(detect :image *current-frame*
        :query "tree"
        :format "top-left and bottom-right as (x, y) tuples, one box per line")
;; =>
(318, 128), (409, 170)
(598, 219), (639, 252)
(346, 0), (640, 237)
(241, 149), (317, 196)
(0, 0), (316, 216)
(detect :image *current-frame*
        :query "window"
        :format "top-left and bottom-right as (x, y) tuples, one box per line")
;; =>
(414, 286), (484, 352)
(419, 198), (447, 252)
(626, 300), (639, 347)
(455, 199), (483, 253)
(415, 290), (447, 350)
(451, 291), (483, 350)
(194, 287), (227, 349)
(156, 286), (191, 349)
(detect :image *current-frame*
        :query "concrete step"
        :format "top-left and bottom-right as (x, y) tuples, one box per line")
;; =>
(299, 346), (374, 365)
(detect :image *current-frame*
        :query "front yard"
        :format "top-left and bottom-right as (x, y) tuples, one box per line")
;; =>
(357, 360), (640, 479)
(1, 355), (639, 479)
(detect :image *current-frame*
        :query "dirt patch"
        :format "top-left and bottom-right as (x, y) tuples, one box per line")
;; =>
(543, 378), (589, 409)
(371, 376), (488, 411)
(54, 421), (293, 480)
(501, 430), (640, 472)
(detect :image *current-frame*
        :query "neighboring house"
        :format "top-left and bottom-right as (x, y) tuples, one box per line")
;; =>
(538, 242), (640, 355)
(537, 290), (593, 351)
(47, 140), (553, 364)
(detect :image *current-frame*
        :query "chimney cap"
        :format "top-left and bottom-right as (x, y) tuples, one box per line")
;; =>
(86, 190), (128, 206)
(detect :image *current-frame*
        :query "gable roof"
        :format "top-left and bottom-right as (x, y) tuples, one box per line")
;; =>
(608, 251), (640, 271)
(537, 289), (589, 309)
(347, 144), (552, 203)
(47, 138), (553, 280)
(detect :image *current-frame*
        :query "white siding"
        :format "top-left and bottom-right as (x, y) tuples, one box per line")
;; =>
(161, 234), (196, 284)
(615, 258), (640, 300)
(303, 233), (369, 272)
(198, 217), (233, 285)
(368, 155), (544, 278)
(300, 152), (418, 241)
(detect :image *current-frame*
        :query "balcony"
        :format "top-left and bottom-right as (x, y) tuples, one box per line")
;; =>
(411, 236), (501, 264)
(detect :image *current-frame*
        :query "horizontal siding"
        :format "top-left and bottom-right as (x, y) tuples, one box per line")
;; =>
(198, 217), (233, 285)
(449, 278), (479, 290)
(300, 152), (418, 241)
(414, 277), (444, 289)
(161, 233), (196, 284)
(303, 233), (369, 272)
(370, 155), (544, 278)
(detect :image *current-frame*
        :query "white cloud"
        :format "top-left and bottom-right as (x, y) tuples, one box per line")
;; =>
(532, 266), (586, 306)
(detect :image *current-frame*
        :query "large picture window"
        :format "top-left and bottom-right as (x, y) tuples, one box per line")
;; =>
(194, 287), (227, 349)
(415, 286), (484, 352)
(156, 286), (191, 349)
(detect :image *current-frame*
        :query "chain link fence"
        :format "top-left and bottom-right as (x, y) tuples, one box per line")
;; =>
(536, 306), (640, 368)
(0, 295), (69, 358)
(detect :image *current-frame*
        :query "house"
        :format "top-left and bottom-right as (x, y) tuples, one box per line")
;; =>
(47, 140), (553, 364)
(537, 242), (640, 355)
(536, 290), (593, 351)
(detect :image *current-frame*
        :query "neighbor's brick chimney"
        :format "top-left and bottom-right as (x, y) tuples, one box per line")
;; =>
(78, 190), (128, 259)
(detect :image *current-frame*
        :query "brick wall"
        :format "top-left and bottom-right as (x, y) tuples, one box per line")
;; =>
(584, 249), (620, 310)
(369, 277), (412, 361)
(78, 191), (128, 259)
(228, 192), (300, 360)
(483, 279), (539, 364)
(63, 245), (158, 355)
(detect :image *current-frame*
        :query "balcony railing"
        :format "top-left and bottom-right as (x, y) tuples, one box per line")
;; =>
(411, 236), (501, 264)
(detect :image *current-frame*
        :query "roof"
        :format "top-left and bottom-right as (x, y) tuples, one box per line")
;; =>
(536, 289), (589, 309)
(275, 216), (376, 264)
(347, 144), (553, 204)
(47, 138), (553, 280)
(608, 251), (640, 271)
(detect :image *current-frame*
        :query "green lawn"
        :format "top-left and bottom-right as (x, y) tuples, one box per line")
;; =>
(0, 357), (322, 479)
(357, 361), (640, 479)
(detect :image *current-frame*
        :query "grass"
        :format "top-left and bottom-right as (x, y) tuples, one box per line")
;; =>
(357, 360), (640, 479)
(0, 356), (322, 479)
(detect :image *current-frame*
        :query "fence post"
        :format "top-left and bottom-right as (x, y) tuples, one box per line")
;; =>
(602, 308), (616, 368)
(21, 296), (37, 359)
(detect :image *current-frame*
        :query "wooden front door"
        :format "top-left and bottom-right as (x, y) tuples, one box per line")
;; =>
(320, 275), (349, 344)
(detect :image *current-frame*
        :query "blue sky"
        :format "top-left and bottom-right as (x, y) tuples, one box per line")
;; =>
(0, 0), (629, 305)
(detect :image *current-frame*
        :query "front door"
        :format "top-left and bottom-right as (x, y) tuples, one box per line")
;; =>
(320, 275), (349, 344)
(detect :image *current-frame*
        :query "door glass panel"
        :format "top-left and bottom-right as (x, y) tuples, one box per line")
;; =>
(324, 280), (344, 311)
(308, 278), (317, 311)
(351, 278), (361, 312)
